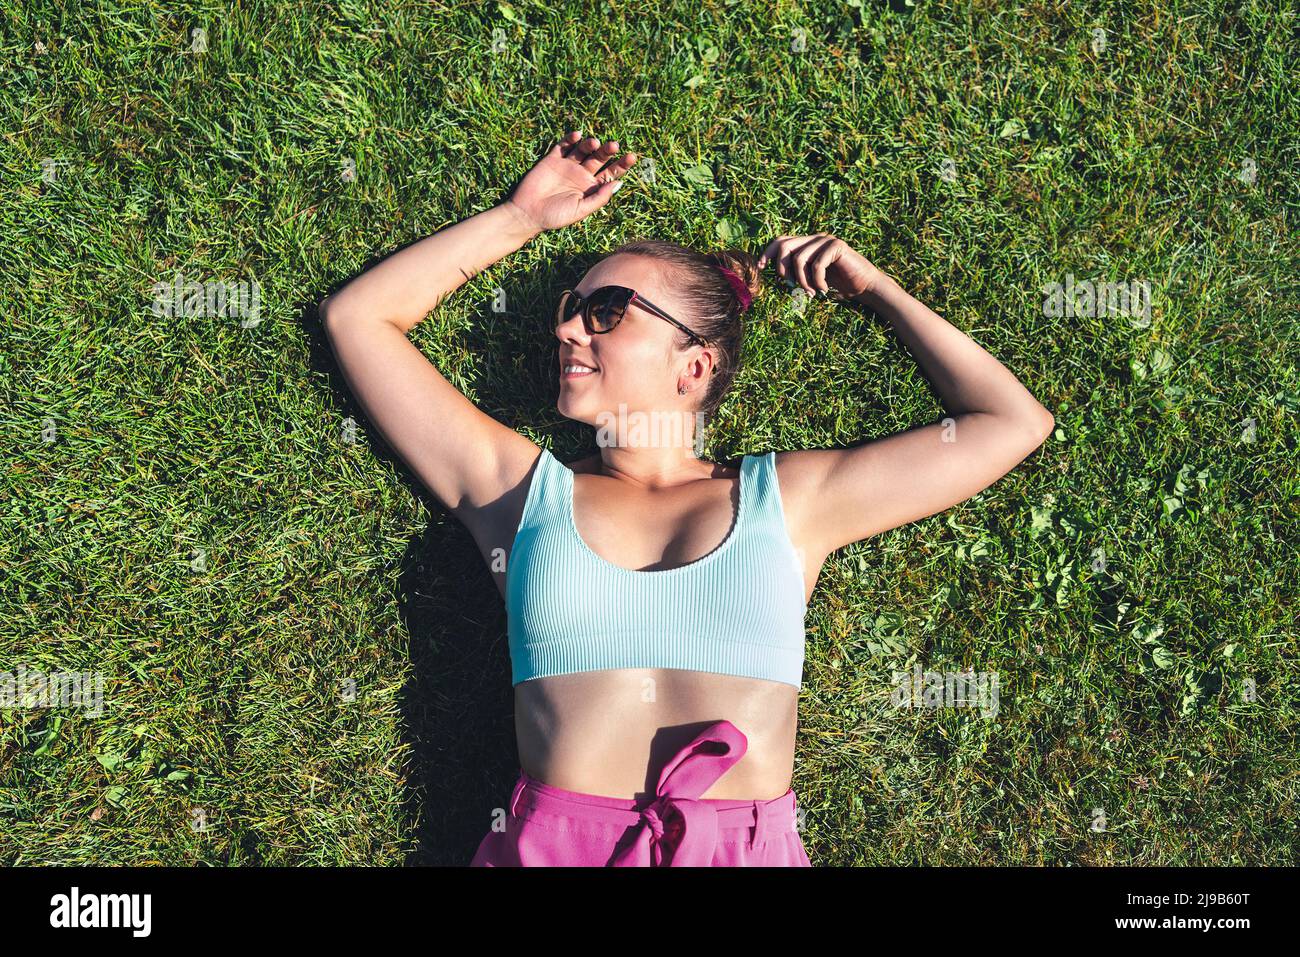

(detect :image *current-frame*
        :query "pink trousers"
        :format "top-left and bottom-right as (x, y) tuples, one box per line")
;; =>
(470, 719), (812, 866)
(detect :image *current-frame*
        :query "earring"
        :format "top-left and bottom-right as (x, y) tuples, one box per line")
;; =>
(678, 386), (687, 395)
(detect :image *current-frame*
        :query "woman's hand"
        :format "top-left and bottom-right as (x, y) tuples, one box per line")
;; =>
(758, 233), (885, 300)
(503, 130), (638, 234)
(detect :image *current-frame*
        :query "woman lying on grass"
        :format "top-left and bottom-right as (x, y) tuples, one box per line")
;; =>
(320, 129), (1054, 866)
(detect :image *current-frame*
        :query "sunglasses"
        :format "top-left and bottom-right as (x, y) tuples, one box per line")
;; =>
(555, 285), (710, 348)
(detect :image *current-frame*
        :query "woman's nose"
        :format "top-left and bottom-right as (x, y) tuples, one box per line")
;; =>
(555, 312), (590, 341)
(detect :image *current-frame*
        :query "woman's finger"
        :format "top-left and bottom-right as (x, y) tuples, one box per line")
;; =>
(816, 239), (846, 293)
(758, 236), (790, 268)
(761, 234), (816, 274)
(572, 136), (610, 168)
(562, 133), (599, 162)
(760, 235), (800, 270)
(594, 152), (638, 183)
(551, 130), (584, 159)
(811, 236), (842, 291)
(788, 236), (827, 293)
(777, 236), (824, 288)
(801, 236), (841, 293)
(591, 143), (633, 180)
(583, 139), (621, 175)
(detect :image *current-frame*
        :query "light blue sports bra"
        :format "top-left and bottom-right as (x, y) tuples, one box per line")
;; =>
(506, 448), (808, 688)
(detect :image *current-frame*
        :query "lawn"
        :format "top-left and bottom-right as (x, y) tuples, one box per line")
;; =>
(2, 0), (1297, 865)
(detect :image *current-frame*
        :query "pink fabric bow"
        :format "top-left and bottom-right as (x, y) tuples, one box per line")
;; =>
(609, 719), (748, 866)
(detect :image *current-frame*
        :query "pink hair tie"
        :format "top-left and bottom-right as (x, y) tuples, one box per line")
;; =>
(716, 265), (753, 313)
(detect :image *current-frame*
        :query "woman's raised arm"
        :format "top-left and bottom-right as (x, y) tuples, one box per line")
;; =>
(318, 130), (637, 555)
(319, 203), (545, 549)
(758, 234), (1055, 560)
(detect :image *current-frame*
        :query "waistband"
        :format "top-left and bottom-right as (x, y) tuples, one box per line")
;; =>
(506, 719), (800, 865)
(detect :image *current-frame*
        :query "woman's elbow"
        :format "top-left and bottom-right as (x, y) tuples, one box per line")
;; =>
(1023, 406), (1055, 445)
(319, 293), (356, 329)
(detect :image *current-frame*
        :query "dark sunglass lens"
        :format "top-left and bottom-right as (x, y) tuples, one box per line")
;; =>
(588, 288), (627, 331)
(556, 291), (578, 326)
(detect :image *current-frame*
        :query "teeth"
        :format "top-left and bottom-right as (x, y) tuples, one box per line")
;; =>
(564, 365), (596, 373)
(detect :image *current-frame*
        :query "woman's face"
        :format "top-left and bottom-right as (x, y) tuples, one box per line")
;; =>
(554, 254), (712, 429)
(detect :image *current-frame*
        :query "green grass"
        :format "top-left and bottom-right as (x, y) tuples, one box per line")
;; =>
(2, 0), (1297, 865)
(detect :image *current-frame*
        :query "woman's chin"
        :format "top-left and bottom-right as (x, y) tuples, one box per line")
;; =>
(556, 395), (591, 424)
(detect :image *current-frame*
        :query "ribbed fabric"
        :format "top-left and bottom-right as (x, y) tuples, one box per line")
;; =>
(506, 448), (808, 688)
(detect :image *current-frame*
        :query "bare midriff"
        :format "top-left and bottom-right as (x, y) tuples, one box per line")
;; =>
(514, 668), (799, 800)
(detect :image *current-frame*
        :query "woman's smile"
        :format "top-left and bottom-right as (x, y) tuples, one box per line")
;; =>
(561, 361), (599, 380)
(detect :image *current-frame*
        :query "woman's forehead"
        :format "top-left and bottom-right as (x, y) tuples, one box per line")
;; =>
(578, 254), (664, 293)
